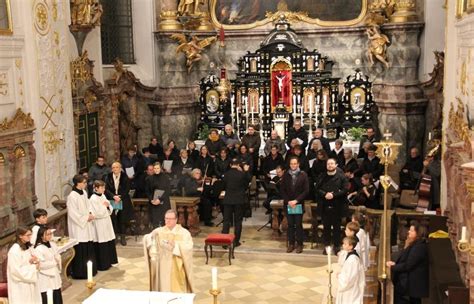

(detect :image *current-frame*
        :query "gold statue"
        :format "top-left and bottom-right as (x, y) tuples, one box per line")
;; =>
(366, 24), (390, 68)
(170, 34), (217, 73)
(71, 0), (102, 26)
(177, 0), (205, 16)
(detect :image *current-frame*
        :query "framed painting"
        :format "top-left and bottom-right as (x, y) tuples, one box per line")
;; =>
(0, 0), (12, 35)
(350, 87), (366, 112)
(206, 90), (220, 113)
(210, 0), (367, 30)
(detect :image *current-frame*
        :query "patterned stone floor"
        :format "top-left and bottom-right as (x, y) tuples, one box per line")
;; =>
(63, 205), (337, 303)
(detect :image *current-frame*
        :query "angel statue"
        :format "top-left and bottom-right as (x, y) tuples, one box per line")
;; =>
(171, 34), (217, 73)
(366, 24), (390, 68)
(178, 0), (205, 16)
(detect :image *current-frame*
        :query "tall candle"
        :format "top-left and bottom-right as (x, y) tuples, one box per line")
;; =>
(46, 289), (53, 304)
(87, 260), (93, 283)
(428, 132), (432, 141)
(461, 226), (467, 242)
(326, 246), (332, 272)
(211, 267), (218, 290)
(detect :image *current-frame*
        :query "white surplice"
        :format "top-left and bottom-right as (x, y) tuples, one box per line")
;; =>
(89, 193), (115, 243)
(7, 243), (41, 304)
(67, 190), (96, 242)
(356, 228), (370, 270)
(34, 242), (62, 292)
(336, 252), (365, 304)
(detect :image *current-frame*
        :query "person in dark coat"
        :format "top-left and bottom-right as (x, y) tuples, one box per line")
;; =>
(166, 139), (180, 160)
(121, 146), (139, 188)
(387, 222), (429, 304)
(173, 149), (194, 180)
(280, 156), (309, 254)
(330, 139), (345, 168)
(103, 162), (135, 246)
(359, 144), (383, 180)
(194, 145), (214, 177)
(145, 162), (172, 229)
(353, 173), (378, 209)
(221, 159), (251, 247)
(181, 168), (214, 226)
(88, 155), (111, 189)
(316, 158), (349, 253)
(262, 145), (285, 179)
(134, 164), (154, 198)
(241, 125), (261, 175)
(400, 147), (424, 190)
(357, 127), (379, 159)
(148, 137), (164, 159)
(222, 124), (240, 155)
(342, 149), (359, 174)
(214, 147), (231, 179)
(285, 145), (309, 174)
(236, 144), (254, 173)
(205, 129), (225, 157)
(307, 138), (323, 160)
(286, 119), (308, 152)
(309, 128), (331, 154)
(310, 149), (328, 186)
(187, 141), (199, 164)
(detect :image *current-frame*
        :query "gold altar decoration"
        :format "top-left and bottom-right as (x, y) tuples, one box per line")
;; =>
(0, 108), (35, 132)
(366, 0), (395, 25)
(70, 0), (102, 30)
(456, 0), (468, 18)
(209, 0), (368, 30)
(34, 1), (50, 36)
(0, 0), (13, 35)
(170, 34), (217, 73)
(390, 0), (417, 23)
(0, 153), (4, 164)
(209, 288), (222, 304)
(374, 131), (401, 304)
(216, 77), (231, 101)
(70, 51), (93, 91)
(43, 130), (63, 154)
(366, 24), (390, 68)
(178, 0), (205, 16)
(13, 145), (26, 159)
(460, 60), (468, 96)
(0, 72), (7, 96)
(158, 11), (183, 31)
(449, 99), (471, 146)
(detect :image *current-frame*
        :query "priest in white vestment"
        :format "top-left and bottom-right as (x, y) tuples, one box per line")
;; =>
(143, 209), (194, 293)
(7, 226), (41, 304)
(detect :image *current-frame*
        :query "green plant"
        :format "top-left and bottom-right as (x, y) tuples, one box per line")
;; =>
(347, 127), (366, 141)
(196, 124), (210, 140)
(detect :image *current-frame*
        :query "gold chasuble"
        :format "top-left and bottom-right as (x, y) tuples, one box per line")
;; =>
(143, 224), (194, 293)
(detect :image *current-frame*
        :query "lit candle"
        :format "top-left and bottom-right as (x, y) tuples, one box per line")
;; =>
(428, 132), (432, 141)
(326, 246), (332, 272)
(46, 289), (53, 304)
(87, 260), (93, 283)
(461, 226), (467, 242)
(211, 267), (218, 290)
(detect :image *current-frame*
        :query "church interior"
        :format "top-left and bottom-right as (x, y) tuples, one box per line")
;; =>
(0, 0), (473, 303)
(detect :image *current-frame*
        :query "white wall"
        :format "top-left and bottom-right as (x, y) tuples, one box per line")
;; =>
(419, 0), (446, 82)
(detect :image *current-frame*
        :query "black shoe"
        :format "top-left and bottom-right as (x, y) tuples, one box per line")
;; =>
(120, 234), (127, 246)
(222, 245), (228, 249)
(205, 221), (214, 227)
(322, 248), (327, 255)
(234, 242), (242, 248)
(265, 209), (272, 215)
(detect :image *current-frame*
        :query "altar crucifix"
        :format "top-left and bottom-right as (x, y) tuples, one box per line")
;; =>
(271, 67), (292, 112)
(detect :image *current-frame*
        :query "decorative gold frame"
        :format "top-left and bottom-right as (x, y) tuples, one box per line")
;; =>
(303, 87), (315, 113)
(248, 88), (259, 113)
(209, 0), (368, 30)
(0, 0), (13, 35)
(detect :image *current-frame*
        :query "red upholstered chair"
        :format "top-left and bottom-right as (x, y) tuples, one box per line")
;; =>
(0, 255), (7, 299)
(205, 233), (235, 265)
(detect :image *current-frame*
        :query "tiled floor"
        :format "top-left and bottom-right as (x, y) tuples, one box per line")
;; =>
(63, 205), (338, 303)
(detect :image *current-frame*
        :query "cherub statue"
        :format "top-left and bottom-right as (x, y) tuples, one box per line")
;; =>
(71, 0), (102, 27)
(177, 0), (205, 16)
(170, 34), (217, 73)
(366, 24), (390, 68)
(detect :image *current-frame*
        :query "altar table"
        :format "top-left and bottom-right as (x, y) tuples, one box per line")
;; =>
(83, 288), (195, 304)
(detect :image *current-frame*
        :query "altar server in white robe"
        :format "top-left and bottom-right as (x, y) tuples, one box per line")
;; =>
(143, 209), (194, 293)
(67, 174), (97, 279)
(89, 180), (118, 270)
(336, 236), (365, 304)
(7, 226), (41, 304)
(34, 226), (63, 304)
(352, 212), (371, 271)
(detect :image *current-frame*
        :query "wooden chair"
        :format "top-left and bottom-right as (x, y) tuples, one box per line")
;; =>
(248, 176), (259, 210)
(302, 202), (314, 249)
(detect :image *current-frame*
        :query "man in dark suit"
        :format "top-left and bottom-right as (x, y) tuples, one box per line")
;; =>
(221, 159), (251, 247)
(358, 127), (379, 159)
(316, 158), (349, 253)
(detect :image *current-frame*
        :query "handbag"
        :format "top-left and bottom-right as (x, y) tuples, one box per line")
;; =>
(287, 204), (303, 215)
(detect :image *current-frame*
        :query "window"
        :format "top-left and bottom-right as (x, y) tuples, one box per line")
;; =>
(100, 0), (135, 64)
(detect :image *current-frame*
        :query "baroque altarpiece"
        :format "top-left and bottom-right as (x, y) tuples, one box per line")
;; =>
(199, 17), (375, 140)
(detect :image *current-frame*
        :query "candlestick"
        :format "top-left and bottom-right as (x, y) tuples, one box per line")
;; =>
(87, 260), (93, 283)
(230, 95), (235, 128)
(46, 289), (53, 304)
(428, 132), (432, 141)
(212, 267), (218, 290)
(461, 226), (467, 243)
(327, 269), (334, 304)
(209, 288), (222, 304)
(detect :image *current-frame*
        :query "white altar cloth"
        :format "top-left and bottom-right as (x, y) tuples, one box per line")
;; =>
(83, 288), (195, 304)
